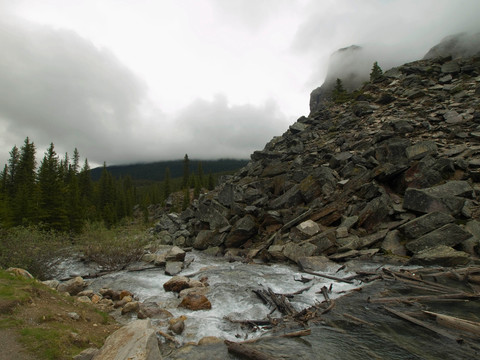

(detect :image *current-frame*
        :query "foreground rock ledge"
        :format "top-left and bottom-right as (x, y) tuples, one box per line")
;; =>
(93, 319), (161, 360)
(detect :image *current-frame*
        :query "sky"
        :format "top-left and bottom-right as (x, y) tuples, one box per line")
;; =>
(1, 0), (479, 168)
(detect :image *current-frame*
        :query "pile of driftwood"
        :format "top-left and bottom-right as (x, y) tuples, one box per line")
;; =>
(222, 265), (480, 359)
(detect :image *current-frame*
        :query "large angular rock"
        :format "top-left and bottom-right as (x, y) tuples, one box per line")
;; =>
(93, 320), (161, 360)
(165, 246), (186, 262)
(282, 242), (317, 263)
(398, 211), (455, 239)
(196, 202), (229, 230)
(179, 293), (212, 310)
(269, 184), (303, 210)
(405, 141), (438, 160)
(410, 246), (470, 266)
(357, 195), (390, 231)
(193, 230), (224, 250)
(405, 224), (472, 253)
(165, 261), (183, 276)
(298, 256), (342, 272)
(403, 187), (466, 216)
(57, 277), (87, 296)
(296, 220), (320, 237)
(381, 230), (407, 256)
(224, 215), (258, 248)
(163, 276), (191, 293)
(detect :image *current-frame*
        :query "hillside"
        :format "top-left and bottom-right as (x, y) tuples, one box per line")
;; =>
(90, 159), (249, 181)
(151, 53), (480, 268)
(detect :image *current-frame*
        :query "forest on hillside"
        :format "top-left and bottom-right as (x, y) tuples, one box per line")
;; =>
(0, 138), (244, 232)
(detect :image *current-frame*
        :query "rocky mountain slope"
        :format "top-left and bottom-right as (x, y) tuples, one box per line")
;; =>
(152, 52), (480, 269)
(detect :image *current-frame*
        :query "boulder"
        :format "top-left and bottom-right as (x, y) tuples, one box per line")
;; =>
(405, 224), (472, 253)
(398, 211), (455, 239)
(137, 302), (173, 320)
(381, 230), (407, 256)
(6, 268), (34, 279)
(165, 261), (183, 276)
(165, 246), (186, 262)
(296, 220), (320, 237)
(224, 215), (258, 248)
(93, 319), (161, 360)
(193, 230), (224, 250)
(405, 141), (437, 160)
(121, 301), (139, 315)
(179, 294), (212, 310)
(410, 246), (470, 266)
(163, 276), (191, 293)
(196, 202), (229, 230)
(357, 195), (390, 231)
(73, 348), (99, 360)
(57, 277), (87, 296)
(282, 242), (317, 263)
(403, 186), (466, 216)
(297, 256), (342, 272)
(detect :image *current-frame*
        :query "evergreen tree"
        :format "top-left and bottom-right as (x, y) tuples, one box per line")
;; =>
(370, 61), (383, 82)
(332, 78), (349, 103)
(72, 148), (80, 175)
(182, 154), (190, 189)
(13, 137), (37, 225)
(79, 159), (94, 220)
(193, 175), (201, 199)
(207, 173), (215, 190)
(6, 145), (20, 199)
(37, 143), (68, 231)
(97, 162), (117, 227)
(163, 167), (171, 201)
(182, 187), (190, 210)
(196, 161), (204, 188)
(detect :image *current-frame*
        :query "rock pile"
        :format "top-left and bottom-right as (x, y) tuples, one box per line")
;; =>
(152, 54), (480, 268)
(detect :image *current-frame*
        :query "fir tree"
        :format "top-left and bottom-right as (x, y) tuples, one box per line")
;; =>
(370, 61), (383, 82)
(332, 78), (349, 103)
(182, 187), (190, 210)
(13, 137), (37, 225)
(182, 154), (190, 189)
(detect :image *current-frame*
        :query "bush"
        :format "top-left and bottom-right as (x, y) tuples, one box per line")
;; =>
(0, 226), (69, 280)
(75, 222), (149, 271)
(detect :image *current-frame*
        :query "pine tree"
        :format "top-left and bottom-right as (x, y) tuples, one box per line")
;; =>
(332, 78), (349, 103)
(163, 167), (171, 201)
(97, 162), (117, 227)
(182, 187), (190, 210)
(370, 61), (383, 82)
(207, 173), (215, 190)
(79, 159), (94, 220)
(13, 137), (37, 225)
(182, 154), (190, 189)
(37, 143), (68, 231)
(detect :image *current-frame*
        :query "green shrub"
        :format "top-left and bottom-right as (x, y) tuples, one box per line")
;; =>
(75, 222), (148, 271)
(0, 227), (68, 280)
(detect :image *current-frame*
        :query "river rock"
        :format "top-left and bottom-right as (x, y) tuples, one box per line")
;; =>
(121, 301), (139, 315)
(165, 246), (186, 262)
(179, 293), (212, 310)
(224, 215), (258, 248)
(409, 245), (470, 266)
(163, 276), (191, 293)
(57, 276), (87, 296)
(137, 302), (173, 320)
(282, 242), (317, 263)
(93, 319), (161, 360)
(165, 261), (183, 276)
(405, 223), (472, 253)
(193, 230), (223, 250)
(398, 211), (455, 239)
(298, 256), (342, 272)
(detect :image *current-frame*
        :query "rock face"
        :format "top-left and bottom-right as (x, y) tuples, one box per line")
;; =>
(150, 51), (480, 267)
(423, 32), (480, 59)
(93, 319), (161, 360)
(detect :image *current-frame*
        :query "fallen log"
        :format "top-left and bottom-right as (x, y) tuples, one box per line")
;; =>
(384, 307), (463, 343)
(423, 310), (480, 337)
(369, 292), (480, 303)
(225, 340), (279, 360)
(301, 269), (354, 284)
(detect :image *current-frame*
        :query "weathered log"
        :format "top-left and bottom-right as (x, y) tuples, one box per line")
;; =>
(423, 310), (480, 337)
(225, 340), (279, 360)
(301, 269), (354, 284)
(369, 293), (480, 303)
(384, 307), (463, 342)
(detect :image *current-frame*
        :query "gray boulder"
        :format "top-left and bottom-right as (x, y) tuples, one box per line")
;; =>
(224, 215), (258, 248)
(93, 319), (161, 360)
(398, 211), (455, 239)
(405, 223), (472, 253)
(410, 246), (471, 266)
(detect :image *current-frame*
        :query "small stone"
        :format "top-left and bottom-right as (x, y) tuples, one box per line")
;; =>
(68, 312), (80, 320)
(121, 301), (139, 315)
(296, 220), (320, 236)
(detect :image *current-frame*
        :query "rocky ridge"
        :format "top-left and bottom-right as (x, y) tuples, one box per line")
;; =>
(151, 54), (480, 269)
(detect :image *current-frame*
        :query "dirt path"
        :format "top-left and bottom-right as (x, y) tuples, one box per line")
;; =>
(0, 329), (37, 360)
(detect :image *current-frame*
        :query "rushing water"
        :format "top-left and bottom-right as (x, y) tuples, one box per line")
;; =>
(60, 251), (360, 344)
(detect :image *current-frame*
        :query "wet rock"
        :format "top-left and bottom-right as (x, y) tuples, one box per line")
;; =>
(193, 230), (223, 250)
(94, 319), (161, 360)
(57, 276), (87, 296)
(381, 230), (407, 256)
(165, 246), (186, 262)
(282, 242), (317, 263)
(224, 215), (258, 248)
(179, 294), (212, 310)
(137, 302), (173, 320)
(267, 245), (287, 261)
(398, 211), (455, 239)
(165, 261), (184, 276)
(298, 256), (342, 272)
(198, 337), (223, 345)
(163, 276), (191, 293)
(121, 301), (139, 315)
(410, 245), (470, 266)
(169, 316), (186, 335)
(405, 223), (472, 253)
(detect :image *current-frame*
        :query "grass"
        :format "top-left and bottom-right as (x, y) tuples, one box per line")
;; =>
(0, 269), (119, 359)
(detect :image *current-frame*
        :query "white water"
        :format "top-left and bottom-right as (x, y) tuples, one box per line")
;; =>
(61, 251), (362, 344)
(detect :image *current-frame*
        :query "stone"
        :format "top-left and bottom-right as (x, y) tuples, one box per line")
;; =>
(352, 101), (374, 117)
(405, 224), (472, 253)
(76, 296), (92, 304)
(169, 317), (185, 335)
(121, 301), (139, 315)
(296, 220), (320, 237)
(297, 256), (342, 272)
(179, 294), (212, 310)
(198, 336), (223, 345)
(357, 195), (390, 231)
(267, 245), (287, 261)
(165, 261), (183, 276)
(282, 242), (317, 263)
(165, 246), (186, 262)
(410, 246), (470, 266)
(73, 348), (99, 360)
(329, 152), (353, 169)
(224, 215), (258, 248)
(93, 319), (161, 360)
(137, 302), (173, 320)
(269, 184), (303, 209)
(441, 61), (460, 74)
(196, 202), (229, 230)
(6, 268), (34, 279)
(444, 110), (463, 124)
(403, 188), (465, 216)
(336, 226), (349, 238)
(58, 277), (87, 296)
(381, 230), (407, 256)
(398, 211), (455, 239)
(42, 279), (59, 289)
(405, 141), (438, 160)
(193, 230), (225, 250)
(163, 276), (191, 293)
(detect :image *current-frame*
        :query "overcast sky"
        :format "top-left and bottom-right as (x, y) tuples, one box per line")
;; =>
(1, 0), (479, 168)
